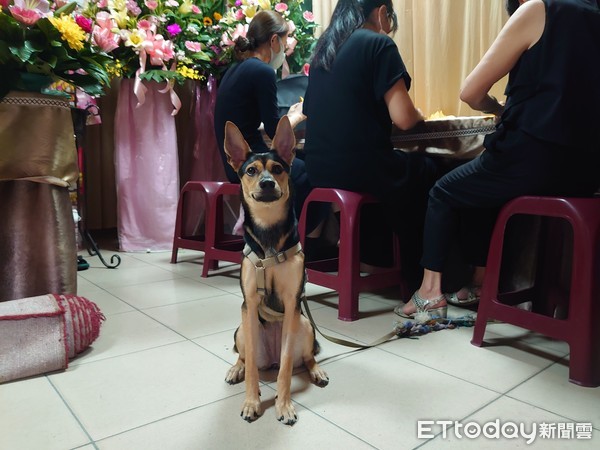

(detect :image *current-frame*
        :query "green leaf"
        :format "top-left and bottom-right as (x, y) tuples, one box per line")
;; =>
(9, 41), (37, 63)
(54, 2), (78, 16)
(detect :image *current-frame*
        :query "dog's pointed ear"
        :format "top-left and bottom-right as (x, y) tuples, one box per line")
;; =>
(224, 121), (251, 172)
(271, 116), (296, 166)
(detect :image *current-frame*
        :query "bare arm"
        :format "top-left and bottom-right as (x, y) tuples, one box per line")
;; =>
(460, 0), (546, 114)
(384, 78), (424, 130)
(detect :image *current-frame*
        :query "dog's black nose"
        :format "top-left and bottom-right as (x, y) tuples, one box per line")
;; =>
(259, 179), (276, 190)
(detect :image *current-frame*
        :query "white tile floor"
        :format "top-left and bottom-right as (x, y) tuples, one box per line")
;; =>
(1, 249), (599, 450)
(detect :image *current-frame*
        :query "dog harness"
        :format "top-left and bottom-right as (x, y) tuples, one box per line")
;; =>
(243, 242), (302, 296)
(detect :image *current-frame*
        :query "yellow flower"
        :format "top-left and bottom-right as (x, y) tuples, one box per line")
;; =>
(123, 29), (146, 49)
(203, 17), (213, 26)
(244, 6), (257, 19)
(48, 15), (86, 52)
(179, 0), (194, 14)
(213, 12), (222, 21)
(177, 65), (201, 80)
(257, 0), (271, 10)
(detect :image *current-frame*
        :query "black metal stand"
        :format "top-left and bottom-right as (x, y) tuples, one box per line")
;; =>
(72, 108), (121, 269)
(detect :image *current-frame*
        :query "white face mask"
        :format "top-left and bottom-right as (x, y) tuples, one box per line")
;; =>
(269, 36), (286, 70)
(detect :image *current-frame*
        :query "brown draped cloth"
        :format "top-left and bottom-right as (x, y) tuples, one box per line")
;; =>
(0, 92), (78, 302)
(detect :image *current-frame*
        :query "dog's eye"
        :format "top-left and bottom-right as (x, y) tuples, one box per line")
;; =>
(271, 165), (283, 175)
(246, 166), (257, 176)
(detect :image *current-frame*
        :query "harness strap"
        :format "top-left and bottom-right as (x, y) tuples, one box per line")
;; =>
(243, 242), (303, 295)
(243, 242), (397, 349)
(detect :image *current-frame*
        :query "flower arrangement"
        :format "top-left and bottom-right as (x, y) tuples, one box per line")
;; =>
(80, 0), (231, 86)
(220, 0), (317, 76)
(0, 0), (113, 99)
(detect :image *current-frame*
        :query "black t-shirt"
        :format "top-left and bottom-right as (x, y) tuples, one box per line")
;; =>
(214, 58), (279, 180)
(303, 29), (412, 196)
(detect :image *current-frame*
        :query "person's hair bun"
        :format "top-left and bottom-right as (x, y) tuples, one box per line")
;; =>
(234, 36), (254, 52)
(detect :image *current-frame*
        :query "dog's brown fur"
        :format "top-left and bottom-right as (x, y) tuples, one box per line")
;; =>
(223, 117), (329, 425)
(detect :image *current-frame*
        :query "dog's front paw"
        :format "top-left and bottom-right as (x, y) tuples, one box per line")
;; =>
(275, 398), (298, 426)
(225, 361), (245, 384)
(241, 397), (262, 422)
(310, 366), (329, 387)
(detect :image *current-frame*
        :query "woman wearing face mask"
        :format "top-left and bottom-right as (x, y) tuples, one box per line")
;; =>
(214, 10), (309, 219)
(303, 0), (447, 287)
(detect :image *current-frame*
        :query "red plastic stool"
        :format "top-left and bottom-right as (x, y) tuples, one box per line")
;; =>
(471, 196), (600, 387)
(171, 181), (244, 277)
(298, 188), (407, 321)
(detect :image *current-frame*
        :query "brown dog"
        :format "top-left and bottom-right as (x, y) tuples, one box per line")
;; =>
(223, 116), (329, 425)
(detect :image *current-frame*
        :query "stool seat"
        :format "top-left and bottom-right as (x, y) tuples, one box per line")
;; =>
(471, 196), (600, 387)
(298, 188), (407, 321)
(171, 181), (244, 277)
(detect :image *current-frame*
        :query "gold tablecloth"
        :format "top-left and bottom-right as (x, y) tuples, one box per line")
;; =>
(0, 92), (78, 187)
(0, 92), (77, 302)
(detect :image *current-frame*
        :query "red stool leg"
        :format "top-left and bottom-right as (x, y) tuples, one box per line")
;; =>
(336, 193), (362, 321)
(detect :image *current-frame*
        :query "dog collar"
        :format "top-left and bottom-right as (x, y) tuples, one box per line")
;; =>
(243, 242), (303, 296)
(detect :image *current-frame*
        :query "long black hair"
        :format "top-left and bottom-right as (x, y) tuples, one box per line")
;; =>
(311, 0), (398, 71)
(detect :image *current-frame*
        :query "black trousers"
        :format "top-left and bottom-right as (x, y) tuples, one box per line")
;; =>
(421, 127), (600, 272)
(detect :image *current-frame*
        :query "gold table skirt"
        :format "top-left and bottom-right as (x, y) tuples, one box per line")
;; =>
(0, 92), (78, 302)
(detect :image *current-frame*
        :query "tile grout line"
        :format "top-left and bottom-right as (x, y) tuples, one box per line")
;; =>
(45, 376), (99, 450)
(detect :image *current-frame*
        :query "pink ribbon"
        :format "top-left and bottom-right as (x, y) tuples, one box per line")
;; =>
(133, 50), (148, 108)
(158, 61), (182, 116)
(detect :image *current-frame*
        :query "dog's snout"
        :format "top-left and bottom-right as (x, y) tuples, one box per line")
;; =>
(259, 178), (276, 190)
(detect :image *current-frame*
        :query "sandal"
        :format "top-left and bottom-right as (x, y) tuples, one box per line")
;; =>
(446, 285), (481, 307)
(394, 291), (447, 319)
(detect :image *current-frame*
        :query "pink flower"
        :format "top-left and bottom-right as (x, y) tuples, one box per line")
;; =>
(302, 63), (310, 76)
(191, 5), (200, 14)
(303, 11), (314, 22)
(0, 0), (10, 7)
(234, 8), (244, 21)
(97, 0), (108, 7)
(9, 0), (50, 26)
(126, 0), (141, 16)
(184, 41), (202, 52)
(166, 23), (182, 37)
(145, 0), (158, 10)
(144, 34), (174, 66)
(285, 36), (297, 56)
(92, 26), (120, 52)
(137, 19), (155, 32)
(95, 11), (115, 30)
(287, 20), (295, 34)
(75, 15), (93, 33)
(221, 23), (247, 47)
(274, 3), (288, 13)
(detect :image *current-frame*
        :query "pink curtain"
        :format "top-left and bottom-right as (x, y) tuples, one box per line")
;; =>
(178, 76), (230, 236)
(114, 79), (179, 251)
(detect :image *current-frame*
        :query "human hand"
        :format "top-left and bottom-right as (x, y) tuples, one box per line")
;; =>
(287, 101), (307, 128)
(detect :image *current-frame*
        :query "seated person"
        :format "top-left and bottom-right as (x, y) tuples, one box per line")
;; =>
(302, 0), (447, 287)
(214, 10), (309, 219)
(396, 0), (600, 319)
